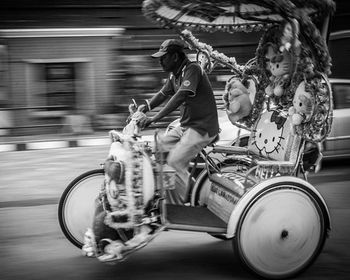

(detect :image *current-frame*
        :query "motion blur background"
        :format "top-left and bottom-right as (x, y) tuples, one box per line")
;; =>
(0, 0), (349, 139)
(1, 2), (350, 280)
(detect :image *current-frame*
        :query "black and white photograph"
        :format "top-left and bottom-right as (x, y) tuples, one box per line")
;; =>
(1, 1), (349, 279)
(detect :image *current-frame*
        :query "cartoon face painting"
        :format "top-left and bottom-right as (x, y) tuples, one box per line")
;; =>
(251, 110), (287, 156)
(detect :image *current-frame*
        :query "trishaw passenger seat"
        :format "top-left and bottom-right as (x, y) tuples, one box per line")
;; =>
(213, 109), (302, 166)
(208, 109), (303, 222)
(211, 109), (302, 188)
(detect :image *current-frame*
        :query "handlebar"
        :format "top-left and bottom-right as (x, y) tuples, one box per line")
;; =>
(131, 98), (137, 110)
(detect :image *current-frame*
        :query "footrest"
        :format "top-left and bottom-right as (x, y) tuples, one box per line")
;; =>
(165, 204), (227, 233)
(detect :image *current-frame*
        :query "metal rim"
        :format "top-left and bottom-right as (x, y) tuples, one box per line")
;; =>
(236, 185), (325, 279)
(58, 169), (104, 248)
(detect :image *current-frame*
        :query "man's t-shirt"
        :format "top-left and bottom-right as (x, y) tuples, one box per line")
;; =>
(160, 59), (219, 137)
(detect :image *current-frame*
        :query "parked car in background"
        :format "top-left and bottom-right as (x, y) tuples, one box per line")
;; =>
(322, 78), (350, 159)
(215, 109), (250, 146)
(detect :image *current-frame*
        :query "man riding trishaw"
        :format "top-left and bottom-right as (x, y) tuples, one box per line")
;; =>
(59, 1), (336, 278)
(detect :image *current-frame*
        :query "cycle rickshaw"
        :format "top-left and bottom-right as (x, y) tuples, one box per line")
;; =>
(58, 0), (335, 278)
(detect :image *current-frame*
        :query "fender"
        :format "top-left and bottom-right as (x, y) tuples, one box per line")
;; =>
(226, 176), (331, 238)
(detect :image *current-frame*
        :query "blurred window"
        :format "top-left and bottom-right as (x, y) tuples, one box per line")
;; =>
(27, 62), (77, 116)
(332, 83), (350, 109)
(0, 44), (9, 104)
(45, 63), (76, 110)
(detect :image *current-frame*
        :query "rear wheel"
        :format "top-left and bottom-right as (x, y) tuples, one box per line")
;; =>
(233, 183), (327, 279)
(58, 169), (104, 248)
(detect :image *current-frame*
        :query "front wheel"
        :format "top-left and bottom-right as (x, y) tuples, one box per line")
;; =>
(233, 184), (327, 279)
(58, 169), (104, 248)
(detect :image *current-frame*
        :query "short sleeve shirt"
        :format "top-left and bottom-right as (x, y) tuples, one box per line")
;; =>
(160, 59), (219, 137)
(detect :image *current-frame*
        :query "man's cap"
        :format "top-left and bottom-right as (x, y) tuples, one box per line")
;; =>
(151, 39), (186, 58)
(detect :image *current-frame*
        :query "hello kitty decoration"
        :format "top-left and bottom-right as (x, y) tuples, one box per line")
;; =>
(292, 77), (333, 142)
(279, 19), (301, 55)
(248, 109), (299, 162)
(180, 19), (333, 144)
(264, 20), (301, 100)
(264, 47), (292, 98)
(288, 81), (315, 126)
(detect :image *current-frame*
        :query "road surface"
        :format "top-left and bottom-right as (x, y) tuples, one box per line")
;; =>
(0, 146), (349, 280)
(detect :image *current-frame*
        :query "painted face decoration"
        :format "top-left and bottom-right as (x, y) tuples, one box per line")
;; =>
(251, 110), (287, 156)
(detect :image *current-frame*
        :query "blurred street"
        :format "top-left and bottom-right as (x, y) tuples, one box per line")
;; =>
(0, 146), (350, 280)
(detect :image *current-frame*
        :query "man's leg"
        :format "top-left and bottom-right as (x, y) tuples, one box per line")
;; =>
(157, 125), (184, 152)
(156, 126), (184, 198)
(167, 128), (216, 201)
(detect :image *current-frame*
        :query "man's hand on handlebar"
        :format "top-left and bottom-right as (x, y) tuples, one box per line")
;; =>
(138, 116), (153, 129)
(128, 99), (150, 114)
(137, 104), (147, 113)
(128, 99), (154, 129)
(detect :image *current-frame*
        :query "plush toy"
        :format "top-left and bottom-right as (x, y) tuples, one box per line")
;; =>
(279, 19), (301, 55)
(288, 81), (314, 125)
(265, 46), (292, 98)
(223, 79), (252, 123)
(265, 20), (301, 99)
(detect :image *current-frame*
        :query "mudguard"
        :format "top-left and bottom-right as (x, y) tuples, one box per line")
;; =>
(226, 176), (331, 238)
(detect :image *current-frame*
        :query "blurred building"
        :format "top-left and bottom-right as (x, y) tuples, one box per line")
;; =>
(0, 0), (349, 136)
(0, 0), (263, 135)
(0, 28), (123, 135)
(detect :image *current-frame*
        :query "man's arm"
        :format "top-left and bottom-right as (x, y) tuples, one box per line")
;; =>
(140, 91), (168, 113)
(151, 89), (189, 122)
(139, 89), (190, 128)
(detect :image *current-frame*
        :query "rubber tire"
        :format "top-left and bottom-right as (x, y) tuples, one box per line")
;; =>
(58, 169), (104, 249)
(233, 183), (328, 279)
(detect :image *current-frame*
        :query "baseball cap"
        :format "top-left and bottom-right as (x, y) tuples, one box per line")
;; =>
(151, 39), (185, 58)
